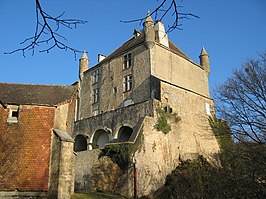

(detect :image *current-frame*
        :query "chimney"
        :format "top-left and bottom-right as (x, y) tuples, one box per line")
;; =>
(155, 21), (169, 47)
(98, 54), (106, 63)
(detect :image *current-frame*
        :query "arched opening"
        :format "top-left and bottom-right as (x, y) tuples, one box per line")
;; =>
(118, 126), (133, 142)
(74, 134), (87, 152)
(92, 129), (109, 149)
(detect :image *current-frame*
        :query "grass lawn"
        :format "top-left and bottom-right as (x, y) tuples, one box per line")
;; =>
(71, 191), (126, 199)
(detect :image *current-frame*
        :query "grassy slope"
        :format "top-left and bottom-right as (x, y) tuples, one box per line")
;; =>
(71, 191), (126, 199)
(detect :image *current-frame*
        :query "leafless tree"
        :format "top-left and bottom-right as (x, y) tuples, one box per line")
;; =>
(121, 0), (199, 33)
(5, 0), (196, 58)
(5, 0), (87, 58)
(215, 51), (266, 144)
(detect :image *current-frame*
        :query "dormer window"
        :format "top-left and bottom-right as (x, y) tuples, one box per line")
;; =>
(7, 105), (19, 123)
(92, 69), (99, 84)
(123, 53), (132, 69)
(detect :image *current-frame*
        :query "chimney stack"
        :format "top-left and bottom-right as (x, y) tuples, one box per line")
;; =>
(155, 21), (169, 47)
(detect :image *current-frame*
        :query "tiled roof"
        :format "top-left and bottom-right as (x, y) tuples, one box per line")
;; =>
(0, 83), (76, 106)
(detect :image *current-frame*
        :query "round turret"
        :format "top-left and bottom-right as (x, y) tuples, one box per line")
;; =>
(79, 51), (89, 80)
(199, 47), (210, 75)
(143, 11), (155, 48)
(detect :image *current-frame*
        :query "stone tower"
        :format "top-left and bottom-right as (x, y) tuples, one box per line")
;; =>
(143, 11), (155, 48)
(199, 47), (210, 75)
(79, 51), (89, 80)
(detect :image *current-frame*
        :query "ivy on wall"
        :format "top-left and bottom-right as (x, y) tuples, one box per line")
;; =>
(100, 128), (144, 171)
(154, 107), (181, 134)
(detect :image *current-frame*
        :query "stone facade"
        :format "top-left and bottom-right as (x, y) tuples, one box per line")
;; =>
(73, 14), (220, 198)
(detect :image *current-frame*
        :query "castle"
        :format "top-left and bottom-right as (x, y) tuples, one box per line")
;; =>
(0, 13), (220, 198)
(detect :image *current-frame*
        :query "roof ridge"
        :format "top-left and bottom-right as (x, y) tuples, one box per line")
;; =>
(0, 82), (74, 87)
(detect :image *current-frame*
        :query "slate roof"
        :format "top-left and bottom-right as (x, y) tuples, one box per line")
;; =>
(168, 40), (191, 61)
(53, 129), (74, 143)
(89, 30), (192, 70)
(0, 83), (76, 106)
(98, 32), (145, 64)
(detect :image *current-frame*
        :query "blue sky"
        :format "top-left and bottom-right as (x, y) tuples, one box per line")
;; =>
(0, 0), (265, 95)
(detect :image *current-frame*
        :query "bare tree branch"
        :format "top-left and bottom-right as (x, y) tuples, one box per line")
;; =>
(4, 0), (87, 59)
(120, 0), (199, 33)
(215, 51), (266, 144)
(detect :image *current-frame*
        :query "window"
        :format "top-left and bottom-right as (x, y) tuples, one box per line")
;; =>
(123, 53), (132, 69)
(123, 99), (134, 107)
(92, 69), (99, 84)
(75, 98), (80, 121)
(123, 75), (133, 92)
(7, 105), (19, 123)
(113, 87), (117, 94)
(205, 103), (211, 116)
(92, 88), (99, 103)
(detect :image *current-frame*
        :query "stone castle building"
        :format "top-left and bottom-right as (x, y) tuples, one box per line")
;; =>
(0, 13), (220, 198)
(73, 14), (219, 197)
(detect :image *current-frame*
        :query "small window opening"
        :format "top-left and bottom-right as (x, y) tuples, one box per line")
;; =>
(92, 109), (100, 116)
(12, 110), (19, 118)
(113, 87), (117, 94)
(123, 53), (132, 69)
(92, 69), (100, 84)
(164, 105), (173, 113)
(92, 88), (99, 103)
(7, 105), (19, 123)
(123, 75), (133, 92)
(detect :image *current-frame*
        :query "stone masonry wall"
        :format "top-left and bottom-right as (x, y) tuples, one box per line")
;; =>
(74, 150), (100, 191)
(79, 44), (151, 120)
(151, 44), (210, 97)
(74, 100), (153, 140)
(57, 141), (74, 199)
(49, 133), (60, 198)
(0, 104), (55, 191)
(134, 83), (220, 196)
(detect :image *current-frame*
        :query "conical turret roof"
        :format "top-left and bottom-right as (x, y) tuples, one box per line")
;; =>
(200, 47), (208, 56)
(81, 50), (88, 60)
(145, 11), (154, 23)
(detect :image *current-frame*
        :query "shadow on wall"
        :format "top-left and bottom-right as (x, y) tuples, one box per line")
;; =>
(74, 135), (87, 152)
(74, 126), (134, 153)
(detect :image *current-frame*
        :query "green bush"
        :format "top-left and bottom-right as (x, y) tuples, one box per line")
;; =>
(154, 107), (181, 134)
(154, 116), (171, 134)
(150, 145), (266, 199)
(100, 129), (143, 170)
(100, 143), (132, 171)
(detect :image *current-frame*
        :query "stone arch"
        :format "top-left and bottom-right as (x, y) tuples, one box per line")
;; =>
(118, 126), (133, 142)
(91, 129), (109, 149)
(74, 134), (87, 152)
